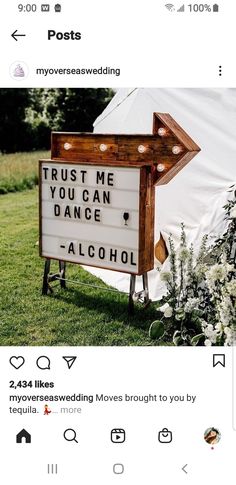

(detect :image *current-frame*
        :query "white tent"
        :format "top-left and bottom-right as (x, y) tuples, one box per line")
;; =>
(83, 88), (236, 300)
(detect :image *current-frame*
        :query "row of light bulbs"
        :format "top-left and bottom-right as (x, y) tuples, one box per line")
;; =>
(64, 142), (182, 155)
(63, 127), (183, 174)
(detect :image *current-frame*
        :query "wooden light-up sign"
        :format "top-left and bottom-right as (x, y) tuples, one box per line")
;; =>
(39, 113), (200, 278)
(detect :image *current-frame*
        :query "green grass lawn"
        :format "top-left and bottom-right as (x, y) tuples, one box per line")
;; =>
(0, 189), (172, 346)
(0, 151), (50, 194)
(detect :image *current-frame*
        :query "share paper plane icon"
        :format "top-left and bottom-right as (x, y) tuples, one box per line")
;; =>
(62, 356), (77, 369)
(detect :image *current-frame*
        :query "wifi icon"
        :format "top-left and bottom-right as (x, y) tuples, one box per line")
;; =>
(165, 3), (175, 11)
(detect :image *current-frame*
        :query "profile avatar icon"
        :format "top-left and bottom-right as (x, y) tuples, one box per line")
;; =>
(204, 427), (221, 445)
(10, 61), (29, 80)
(13, 64), (25, 78)
(54, 4), (61, 12)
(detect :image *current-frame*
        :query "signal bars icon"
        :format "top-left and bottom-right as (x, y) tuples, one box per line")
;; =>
(165, 3), (186, 12)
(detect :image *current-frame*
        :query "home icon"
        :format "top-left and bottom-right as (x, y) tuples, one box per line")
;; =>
(54, 4), (61, 12)
(16, 429), (31, 444)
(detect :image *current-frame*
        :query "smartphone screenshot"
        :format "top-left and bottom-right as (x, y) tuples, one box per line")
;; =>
(0, 1), (235, 483)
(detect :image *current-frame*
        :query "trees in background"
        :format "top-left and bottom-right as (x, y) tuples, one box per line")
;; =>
(0, 89), (31, 153)
(0, 88), (113, 153)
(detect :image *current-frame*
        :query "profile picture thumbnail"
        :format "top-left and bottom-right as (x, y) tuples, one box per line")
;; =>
(204, 427), (221, 445)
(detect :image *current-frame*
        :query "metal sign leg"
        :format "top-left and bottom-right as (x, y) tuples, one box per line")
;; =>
(42, 262), (151, 314)
(42, 259), (66, 295)
(128, 275), (136, 314)
(128, 272), (151, 314)
(59, 261), (66, 288)
(42, 258), (51, 295)
(142, 272), (149, 305)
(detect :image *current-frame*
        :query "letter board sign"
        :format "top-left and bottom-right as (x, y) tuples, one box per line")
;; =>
(40, 161), (153, 274)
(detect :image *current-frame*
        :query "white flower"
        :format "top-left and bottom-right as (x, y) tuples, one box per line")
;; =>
(203, 324), (218, 344)
(184, 298), (200, 313)
(206, 264), (228, 285)
(164, 306), (173, 318)
(217, 296), (234, 326)
(224, 327), (233, 345)
(194, 264), (207, 279)
(204, 339), (212, 346)
(230, 206), (236, 218)
(206, 262), (233, 292)
(158, 303), (173, 318)
(160, 272), (172, 283)
(178, 247), (189, 262)
(158, 303), (169, 312)
(215, 322), (223, 332)
(226, 280), (236, 298)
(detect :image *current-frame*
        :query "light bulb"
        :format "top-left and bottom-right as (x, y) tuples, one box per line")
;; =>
(172, 145), (183, 155)
(137, 144), (147, 153)
(157, 163), (165, 172)
(64, 142), (72, 150)
(99, 143), (107, 152)
(157, 127), (167, 137)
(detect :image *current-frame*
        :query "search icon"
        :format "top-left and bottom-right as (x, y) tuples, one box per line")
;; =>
(63, 428), (78, 443)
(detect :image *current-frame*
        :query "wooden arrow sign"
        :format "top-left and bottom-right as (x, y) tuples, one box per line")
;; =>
(152, 112), (201, 185)
(51, 113), (200, 188)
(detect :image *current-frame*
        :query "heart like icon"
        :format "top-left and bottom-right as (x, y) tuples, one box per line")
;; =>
(9, 356), (25, 370)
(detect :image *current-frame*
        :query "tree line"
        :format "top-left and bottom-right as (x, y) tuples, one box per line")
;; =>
(0, 88), (113, 153)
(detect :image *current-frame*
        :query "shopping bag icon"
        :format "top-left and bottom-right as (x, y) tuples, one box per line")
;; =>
(158, 428), (172, 443)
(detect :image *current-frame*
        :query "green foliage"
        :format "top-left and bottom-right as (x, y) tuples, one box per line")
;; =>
(27, 88), (114, 150)
(0, 89), (114, 153)
(150, 191), (236, 345)
(0, 151), (49, 194)
(37, 88), (114, 132)
(212, 185), (236, 267)
(149, 320), (165, 340)
(191, 333), (205, 346)
(0, 89), (31, 153)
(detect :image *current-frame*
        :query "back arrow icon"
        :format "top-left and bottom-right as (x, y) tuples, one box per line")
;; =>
(182, 464), (188, 474)
(11, 30), (26, 41)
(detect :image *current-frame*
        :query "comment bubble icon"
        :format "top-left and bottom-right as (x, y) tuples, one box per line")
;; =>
(36, 355), (51, 370)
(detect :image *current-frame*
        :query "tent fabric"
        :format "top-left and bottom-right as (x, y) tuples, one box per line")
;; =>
(82, 88), (236, 300)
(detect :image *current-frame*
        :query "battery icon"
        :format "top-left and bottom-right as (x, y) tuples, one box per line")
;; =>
(213, 4), (219, 12)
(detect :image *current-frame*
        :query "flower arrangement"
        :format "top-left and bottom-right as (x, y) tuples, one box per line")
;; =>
(149, 187), (236, 346)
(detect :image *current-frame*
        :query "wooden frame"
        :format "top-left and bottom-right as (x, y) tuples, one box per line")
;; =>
(39, 112), (200, 278)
